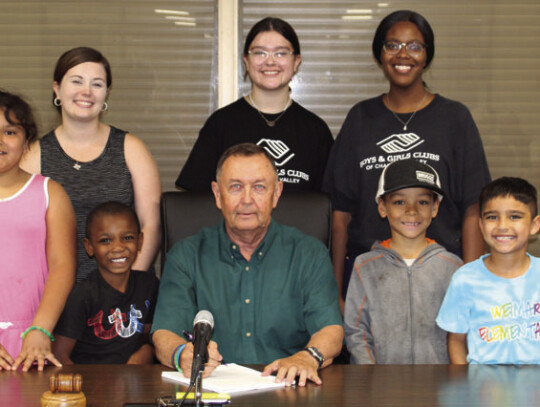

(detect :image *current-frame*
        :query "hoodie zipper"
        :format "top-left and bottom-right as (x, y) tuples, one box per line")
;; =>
(407, 264), (415, 363)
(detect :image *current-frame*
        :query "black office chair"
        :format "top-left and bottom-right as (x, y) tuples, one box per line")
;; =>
(160, 190), (332, 269)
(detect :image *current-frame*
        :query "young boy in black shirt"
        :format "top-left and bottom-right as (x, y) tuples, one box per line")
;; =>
(53, 201), (159, 364)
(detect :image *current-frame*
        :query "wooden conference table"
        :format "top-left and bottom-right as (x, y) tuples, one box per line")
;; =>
(1, 363), (539, 407)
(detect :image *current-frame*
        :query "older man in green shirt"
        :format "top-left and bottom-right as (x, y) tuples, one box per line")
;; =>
(152, 143), (343, 387)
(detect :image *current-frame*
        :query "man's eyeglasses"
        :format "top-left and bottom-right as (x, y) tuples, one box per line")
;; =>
(247, 49), (295, 62)
(383, 40), (426, 56)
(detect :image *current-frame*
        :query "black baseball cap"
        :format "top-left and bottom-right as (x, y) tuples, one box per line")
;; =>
(375, 159), (444, 203)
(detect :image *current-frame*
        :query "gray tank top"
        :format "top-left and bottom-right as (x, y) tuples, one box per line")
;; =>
(41, 126), (134, 281)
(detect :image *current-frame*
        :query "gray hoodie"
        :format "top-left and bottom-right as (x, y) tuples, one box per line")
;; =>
(344, 240), (462, 364)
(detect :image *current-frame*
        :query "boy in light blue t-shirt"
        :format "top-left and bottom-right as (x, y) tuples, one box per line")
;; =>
(436, 177), (540, 364)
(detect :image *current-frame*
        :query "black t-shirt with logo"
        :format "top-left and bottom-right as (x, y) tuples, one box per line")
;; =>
(323, 94), (491, 256)
(176, 98), (334, 192)
(54, 269), (159, 364)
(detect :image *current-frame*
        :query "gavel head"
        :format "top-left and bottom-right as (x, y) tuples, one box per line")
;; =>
(49, 373), (83, 393)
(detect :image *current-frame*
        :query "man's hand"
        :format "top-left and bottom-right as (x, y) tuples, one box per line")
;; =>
(262, 350), (321, 387)
(12, 330), (61, 372)
(0, 344), (14, 370)
(180, 340), (223, 379)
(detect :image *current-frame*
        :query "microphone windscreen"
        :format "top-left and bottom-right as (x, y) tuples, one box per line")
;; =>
(193, 310), (214, 328)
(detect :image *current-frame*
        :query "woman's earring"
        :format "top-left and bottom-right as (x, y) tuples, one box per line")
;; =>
(102, 102), (109, 112)
(54, 97), (62, 107)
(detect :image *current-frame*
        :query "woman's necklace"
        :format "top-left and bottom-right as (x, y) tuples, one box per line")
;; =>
(247, 94), (291, 127)
(56, 124), (108, 171)
(56, 127), (82, 170)
(386, 91), (427, 131)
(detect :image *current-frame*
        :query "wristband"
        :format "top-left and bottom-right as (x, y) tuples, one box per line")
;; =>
(171, 344), (181, 368)
(301, 346), (324, 369)
(20, 326), (55, 342)
(173, 344), (186, 372)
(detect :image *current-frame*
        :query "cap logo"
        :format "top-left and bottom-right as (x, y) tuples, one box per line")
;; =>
(416, 170), (435, 185)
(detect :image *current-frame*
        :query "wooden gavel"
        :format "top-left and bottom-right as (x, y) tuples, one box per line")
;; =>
(41, 373), (86, 407)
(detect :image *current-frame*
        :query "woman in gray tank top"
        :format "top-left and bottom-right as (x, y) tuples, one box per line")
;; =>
(22, 47), (161, 282)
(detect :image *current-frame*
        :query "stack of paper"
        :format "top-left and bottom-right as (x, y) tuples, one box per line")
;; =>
(162, 363), (287, 394)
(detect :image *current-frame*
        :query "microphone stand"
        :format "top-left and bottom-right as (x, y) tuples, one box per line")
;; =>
(195, 370), (203, 407)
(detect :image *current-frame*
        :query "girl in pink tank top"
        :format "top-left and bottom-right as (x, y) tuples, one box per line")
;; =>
(0, 90), (76, 371)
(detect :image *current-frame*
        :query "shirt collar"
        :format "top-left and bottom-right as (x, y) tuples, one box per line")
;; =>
(217, 219), (276, 264)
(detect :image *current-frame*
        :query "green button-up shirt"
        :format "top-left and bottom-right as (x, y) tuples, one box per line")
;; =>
(152, 220), (342, 364)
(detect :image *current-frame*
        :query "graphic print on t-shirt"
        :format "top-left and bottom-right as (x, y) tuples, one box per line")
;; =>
(256, 138), (310, 185)
(87, 304), (145, 340)
(377, 133), (425, 153)
(257, 138), (295, 166)
(359, 132), (440, 172)
(478, 300), (540, 343)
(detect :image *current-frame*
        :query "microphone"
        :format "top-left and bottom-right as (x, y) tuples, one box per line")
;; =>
(190, 310), (214, 385)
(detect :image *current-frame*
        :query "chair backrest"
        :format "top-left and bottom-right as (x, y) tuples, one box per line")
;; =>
(160, 191), (332, 269)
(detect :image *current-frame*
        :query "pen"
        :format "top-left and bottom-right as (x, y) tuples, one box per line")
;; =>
(182, 329), (193, 342)
(182, 330), (226, 365)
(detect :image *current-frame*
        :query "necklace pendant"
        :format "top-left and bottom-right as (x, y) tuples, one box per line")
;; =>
(248, 93), (290, 128)
(73, 162), (81, 171)
(403, 125), (407, 131)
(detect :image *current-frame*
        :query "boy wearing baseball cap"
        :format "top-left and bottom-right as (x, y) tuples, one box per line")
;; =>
(344, 159), (462, 364)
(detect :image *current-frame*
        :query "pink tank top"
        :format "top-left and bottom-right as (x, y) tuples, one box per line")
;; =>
(0, 174), (49, 358)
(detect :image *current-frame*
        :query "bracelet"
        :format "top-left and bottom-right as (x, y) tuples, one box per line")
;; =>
(301, 346), (324, 369)
(171, 344), (181, 368)
(20, 326), (55, 342)
(173, 344), (186, 372)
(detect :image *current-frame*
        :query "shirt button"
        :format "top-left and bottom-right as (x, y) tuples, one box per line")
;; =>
(245, 298), (251, 304)
(246, 332), (251, 337)
(232, 245), (237, 250)
(245, 266), (249, 271)
(259, 251), (263, 256)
